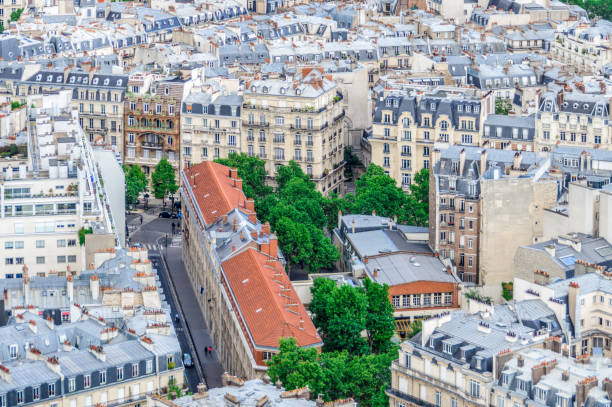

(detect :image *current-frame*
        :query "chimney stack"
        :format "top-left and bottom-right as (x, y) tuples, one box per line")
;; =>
(518, 355), (524, 367)
(513, 151), (523, 170)
(480, 149), (487, 175)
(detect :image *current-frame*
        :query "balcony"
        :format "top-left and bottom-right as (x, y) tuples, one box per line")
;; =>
(306, 141), (314, 146)
(258, 153), (267, 158)
(273, 137), (285, 144)
(126, 124), (175, 134)
(306, 157), (314, 163)
(85, 127), (106, 133)
(247, 135), (255, 142)
(141, 141), (163, 149)
(386, 388), (436, 407)
(243, 121), (269, 128)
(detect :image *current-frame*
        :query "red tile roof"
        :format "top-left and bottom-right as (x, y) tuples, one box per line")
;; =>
(221, 248), (322, 350)
(183, 161), (246, 226)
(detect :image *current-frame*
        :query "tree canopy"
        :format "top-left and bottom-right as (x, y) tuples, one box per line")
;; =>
(268, 278), (397, 406)
(123, 164), (148, 207)
(151, 158), (178, 201)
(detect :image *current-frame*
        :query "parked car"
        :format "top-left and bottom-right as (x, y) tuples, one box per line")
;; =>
(183, 353), (193, 367)
(159, 211), (178, 219)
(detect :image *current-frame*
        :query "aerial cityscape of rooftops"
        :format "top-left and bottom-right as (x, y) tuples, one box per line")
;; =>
(0, 0), (611, 405)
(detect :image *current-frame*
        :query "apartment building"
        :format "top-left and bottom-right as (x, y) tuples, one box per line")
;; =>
(492, 347), (612, 407)
(0, 246), (184, 407)
(369, 92), (486, 190)
(388, 299), (560, 407)
(181, 161), (321, 379)
(429, 147), (557, 296)
(515, 270), (612, 358)
(482, 114), (535, 152)
(515, 233), (612, 283)
(180, 91), (242, 169)
(0, 104), (117, 278)
(535, 90), (610, 152)
(124, 93), (180, 176)
(16, 68), (127, 154)
(241, 67), (345, 195)
(334, 214), (461, 337)
(552, 20), (612, 74)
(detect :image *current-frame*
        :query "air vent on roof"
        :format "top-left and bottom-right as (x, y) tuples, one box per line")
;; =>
(256, 308), (263, 313)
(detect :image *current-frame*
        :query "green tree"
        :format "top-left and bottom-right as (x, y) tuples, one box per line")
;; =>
(407, 320), (422, 338)
(123, 164), (148, 207)
(353, 164), (406, 220)
(267, 339), (395, 407)
(495, 98), (512, 115)
(0, 21), (4, 33)
(151, 158), (178, 203)
(363, 279), (395, 354)
(310, 278), (368, 355)
(343, 146), (361, 179)
(405, 168), (429, 226)
(266, 338), (325, 396)
(10, 8), (23, 22)
(215, 152), (271, 200)
(276, 161), (310, 191)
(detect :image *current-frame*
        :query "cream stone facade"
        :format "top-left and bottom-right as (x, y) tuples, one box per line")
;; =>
(370, 93), (485, 190)
(535, 91), (610, 152)
(240, 67), (345, 195)
(179, 92), (242, 170)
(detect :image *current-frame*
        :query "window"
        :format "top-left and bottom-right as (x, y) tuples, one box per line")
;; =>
(413, 295), (421, 306)
(146, 359), (153, 374)
(444, 292), (452, 305)
(68, 378), (76, 392)
(497, 395), (504, 407)
(392, 296), (400, 308)
(48, 383), (55, 396)
(57, 239), (66, 248)
(451, 398), (457, 407)
(16, 390), (23, 405)
(117, 367), (124, 381)
(433, 293), (442, 305)
(435, 391), (441, 407)
(84, 374), (91, 388)
(4, 242), (12, 249)
(36, 240), (45, 248)
(36, 257), (45, 264)
(57, 256), (66, 263)
(262, 351), (274, 361)
(5, 258), (13, 265)
(132, 363), (139, 377)
(469, 380), (480, 398)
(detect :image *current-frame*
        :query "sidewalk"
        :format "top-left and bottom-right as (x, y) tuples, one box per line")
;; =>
(164, 246), (224, 388)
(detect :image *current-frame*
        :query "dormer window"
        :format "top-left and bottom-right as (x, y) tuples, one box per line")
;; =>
(104, 79), (109, 86)
(457, 104), (463, 112)
(502, 373), (510, 385)
(562, 102), (568, 107)
(466, 105), (471, 113)
(36, 74), (42, 81)
(47, 75), (53, 82)
(431, 103), (436, 111)
(443, 343), (452, 354)
(573, 103), (579, 109)
(583, 104), (589, 110)
(386, 99), (392, 107)
(116, 79), (122, 86)
(56, 76), (62, 83)
(251, 86), (256, 92)
(93, 78), (99, 85)
(69, 76), (75, 83)
(474, 106), (479, 113)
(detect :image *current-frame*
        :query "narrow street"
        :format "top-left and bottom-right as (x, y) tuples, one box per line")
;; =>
(127, 211), (224, 390)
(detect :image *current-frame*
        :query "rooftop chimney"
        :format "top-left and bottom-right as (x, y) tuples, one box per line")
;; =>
(513, 152), (523, 170)
(480, 149), (488, 175)
(518, 355), (524, 367)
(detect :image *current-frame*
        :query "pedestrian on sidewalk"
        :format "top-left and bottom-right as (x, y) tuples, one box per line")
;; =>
(140, 215), (143, 225)
(171, 222), (176, 234)
(204, 347), (208, 356)
(208, 346), (213, 355)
